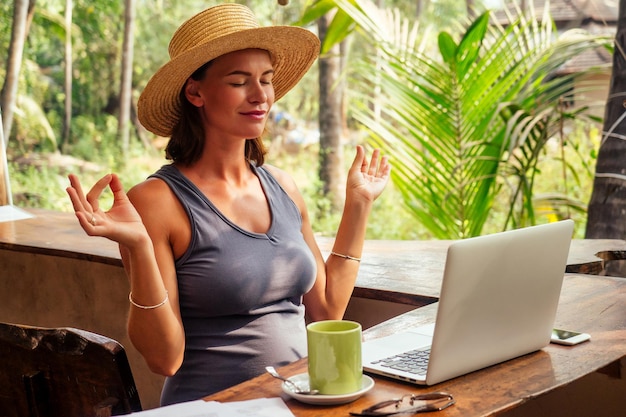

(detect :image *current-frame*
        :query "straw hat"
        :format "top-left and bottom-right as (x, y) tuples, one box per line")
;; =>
(137, 3), (320, 137)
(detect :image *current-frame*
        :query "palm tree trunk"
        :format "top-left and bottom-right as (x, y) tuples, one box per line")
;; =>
(317, 12), (345, 212)
(0, 115), (10, 206)
(1, 0), (31, 147)
(119, 0), (136, 155)
(0, 0), (33, 206)
(585, 0), (626, 239)
(61, 0), (72, 151)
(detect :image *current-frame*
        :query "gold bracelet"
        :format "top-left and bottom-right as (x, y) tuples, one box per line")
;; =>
(129, 291), (169, 310)
(330, 251), (361, 262)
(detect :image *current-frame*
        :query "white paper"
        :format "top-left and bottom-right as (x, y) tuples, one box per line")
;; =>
(220, 398), (296, 417)
(0, 205), (33, 223)
(130, 398), (295, 417)
(130, 400), (216, 417)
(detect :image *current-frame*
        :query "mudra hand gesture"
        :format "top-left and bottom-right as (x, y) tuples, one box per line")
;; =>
(66, 173), (146, 247)
(348, 145), (391, 204)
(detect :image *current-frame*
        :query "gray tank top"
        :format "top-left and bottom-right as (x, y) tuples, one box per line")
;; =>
(150, 164), (316, 406)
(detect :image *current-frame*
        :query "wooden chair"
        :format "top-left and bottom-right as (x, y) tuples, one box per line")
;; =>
(0, 322), (142, 417)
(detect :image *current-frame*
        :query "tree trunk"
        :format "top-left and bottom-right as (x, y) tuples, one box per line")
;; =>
(0, 117), (10, 206)
(317, 12), (345, 212)
(119, 0), (136, 155)
(1, 0), (30, 146)
(0, 0), (33, 206)
(61, 0), (72, 151)
(466, 0), (475, 19)
(131, 100), (152, 150)
(585, 0), (626, 239)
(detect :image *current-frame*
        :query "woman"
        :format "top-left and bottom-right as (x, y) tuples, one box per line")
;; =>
(66, 3), (390, 406)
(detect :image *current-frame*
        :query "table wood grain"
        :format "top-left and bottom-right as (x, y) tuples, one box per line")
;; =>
(206, 274), (626, 416)
(3, 209), (625, 304)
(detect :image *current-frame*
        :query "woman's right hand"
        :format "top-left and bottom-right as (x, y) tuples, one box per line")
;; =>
(66, 173), (148, 247)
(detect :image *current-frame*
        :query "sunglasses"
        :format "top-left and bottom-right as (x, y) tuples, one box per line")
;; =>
(350, 392), (455, 416)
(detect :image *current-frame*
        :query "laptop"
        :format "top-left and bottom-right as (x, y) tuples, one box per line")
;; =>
(362, 220), (575, 385)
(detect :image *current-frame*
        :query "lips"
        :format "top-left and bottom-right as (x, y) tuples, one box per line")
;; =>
(241, 110), (267, 121)
(241, 110), (266, 117)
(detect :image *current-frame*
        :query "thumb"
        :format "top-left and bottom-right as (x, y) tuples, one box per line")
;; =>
(350, 145), (366, 172)
(108, 174), (129, 201)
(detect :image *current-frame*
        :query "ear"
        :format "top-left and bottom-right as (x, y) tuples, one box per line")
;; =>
(184, 78), (204, 107)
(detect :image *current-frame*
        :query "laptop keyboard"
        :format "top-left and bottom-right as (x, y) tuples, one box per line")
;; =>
(371, 348), (431, 375)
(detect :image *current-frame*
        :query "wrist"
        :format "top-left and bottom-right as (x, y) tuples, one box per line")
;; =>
(121, 228), (153, 250)
(343, 194), (373, 220)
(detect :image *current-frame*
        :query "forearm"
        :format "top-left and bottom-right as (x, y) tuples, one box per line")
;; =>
(322, 196), (374, 318)
(128, 307), (185, 376)
(122, 237), (185, 376)
(302, 145), (390, 321)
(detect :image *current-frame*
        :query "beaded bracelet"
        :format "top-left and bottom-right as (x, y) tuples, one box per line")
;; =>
(330, 251), (362, 262)
(129, 291), (169, 310)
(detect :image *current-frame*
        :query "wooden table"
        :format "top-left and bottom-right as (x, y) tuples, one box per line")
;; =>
(206, 274), (626, 416)
(3, 209), (626, 412)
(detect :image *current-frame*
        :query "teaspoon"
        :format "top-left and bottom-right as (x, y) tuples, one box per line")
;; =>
(265, 366), (319, 395)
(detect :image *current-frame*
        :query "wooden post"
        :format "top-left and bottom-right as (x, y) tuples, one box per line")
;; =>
(0, 109), (11, 207)
(0, 107), (34, 222)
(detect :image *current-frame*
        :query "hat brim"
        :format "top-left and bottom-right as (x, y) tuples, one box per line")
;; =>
(137, 26), (320, 137)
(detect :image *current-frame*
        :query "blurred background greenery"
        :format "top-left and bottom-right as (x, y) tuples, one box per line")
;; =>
(1, 0), (613, 239)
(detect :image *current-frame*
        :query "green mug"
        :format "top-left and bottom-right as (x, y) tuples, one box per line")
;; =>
(307, 320), (362, 395)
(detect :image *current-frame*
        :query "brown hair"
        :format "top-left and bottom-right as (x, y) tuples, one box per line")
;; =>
(166, 60), (267, 166)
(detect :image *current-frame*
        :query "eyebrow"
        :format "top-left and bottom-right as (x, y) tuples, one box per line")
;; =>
(226, 69), (275, 77)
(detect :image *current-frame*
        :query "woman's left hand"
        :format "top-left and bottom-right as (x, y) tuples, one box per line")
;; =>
(347, 145), (391, 203)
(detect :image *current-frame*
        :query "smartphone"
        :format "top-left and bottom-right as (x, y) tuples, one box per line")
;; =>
(550, 328), (591, 345)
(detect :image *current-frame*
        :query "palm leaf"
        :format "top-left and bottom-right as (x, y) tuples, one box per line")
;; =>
(325, 0), (609, 238)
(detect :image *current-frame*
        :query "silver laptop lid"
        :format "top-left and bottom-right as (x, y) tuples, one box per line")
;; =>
(425, 220), (574, 385)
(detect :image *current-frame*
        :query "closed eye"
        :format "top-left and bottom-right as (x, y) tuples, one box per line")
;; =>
(226, 69), (274, 87)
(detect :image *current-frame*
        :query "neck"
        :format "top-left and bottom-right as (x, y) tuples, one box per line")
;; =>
(177, 147), (253, 185)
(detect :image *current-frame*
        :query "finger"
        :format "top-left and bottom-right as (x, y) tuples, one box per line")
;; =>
(66, 177), (97, 230)
(367, 149), (381, 176)
(67, 188), (98, 232)
(378, 155), (391, 178)
(67, 174), (89, 211)
(75, 210), (98, 233)
(85, 174), (113, 212)
(66, 186), (85, 216)
(108, 173), (128, 202)
(350, 145), (366, 172)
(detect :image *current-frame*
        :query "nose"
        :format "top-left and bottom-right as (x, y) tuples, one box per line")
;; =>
(248, 81), (270, 103)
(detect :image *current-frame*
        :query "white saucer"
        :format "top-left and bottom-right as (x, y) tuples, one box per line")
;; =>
(281, 373), (375, 405)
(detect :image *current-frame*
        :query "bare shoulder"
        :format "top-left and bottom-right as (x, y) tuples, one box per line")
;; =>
(127, 177), (174, 211)
(127, 177), (183, 230)
(263, 164), (307, 214)
(127, 175), (190, 260)
(263, 164), (298, 194)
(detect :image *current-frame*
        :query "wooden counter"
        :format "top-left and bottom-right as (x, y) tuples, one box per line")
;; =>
(2, 208), (626, 411)
(0, 209), (163, 408)
(3, 209), (625, 303)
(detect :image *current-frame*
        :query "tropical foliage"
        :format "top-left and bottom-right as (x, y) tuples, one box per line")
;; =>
(304, 0), (612, 238)
(1, 0), (319, 156)
(1, 0), (614, 240)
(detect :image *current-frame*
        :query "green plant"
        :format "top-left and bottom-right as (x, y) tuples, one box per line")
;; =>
(316, 0), (611, 238)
